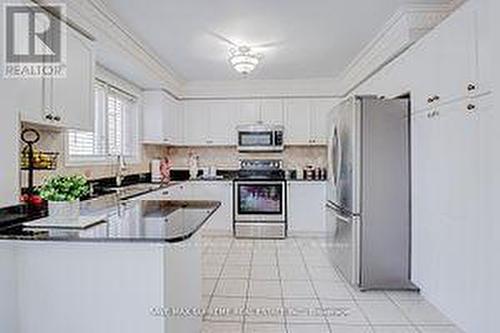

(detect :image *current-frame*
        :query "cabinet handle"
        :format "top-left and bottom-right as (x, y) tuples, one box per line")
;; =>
(467, 83), (477, 92)
(427, 110), (439, 119)
(427, 95), (440, 104)
(467, 104), (476, 111)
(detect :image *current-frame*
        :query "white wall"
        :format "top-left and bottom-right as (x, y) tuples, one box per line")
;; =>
(0, 243), (18, 333)
(483, 0), (500, 331)
(0, 82), (20, 208)
(352, 1), (498, 332)
(0, 0), (20, 207)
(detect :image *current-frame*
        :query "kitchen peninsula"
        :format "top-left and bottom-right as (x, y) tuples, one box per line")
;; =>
(0, 198), (220, 333)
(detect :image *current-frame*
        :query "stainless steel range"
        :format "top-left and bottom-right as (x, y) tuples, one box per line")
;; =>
(233, 159), (287, 239)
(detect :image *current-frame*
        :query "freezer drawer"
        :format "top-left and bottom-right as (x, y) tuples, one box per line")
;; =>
(326, 201), (360, 286)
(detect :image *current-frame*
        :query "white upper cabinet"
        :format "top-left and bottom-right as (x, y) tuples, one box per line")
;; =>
(411, 2), (485, 112)
(284, 99), (311, 145)
(183, 100), (209, 146)
(238, 100), (260, 124)
(143, 90), (182, 145)
(52, 26), (94, 131)
(143, 91), (164, 143)
(310, 99), (334, 145)
(183, 100), (237, 146)
(17, 22), (94, 131)
(180, 97), (333, 147)
(284, 98), (334, 145)
(259, 99), (284, 125)
(207, 100), (237, 145)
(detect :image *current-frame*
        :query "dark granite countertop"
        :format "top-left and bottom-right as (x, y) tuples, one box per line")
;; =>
(0, 199), (220, 243)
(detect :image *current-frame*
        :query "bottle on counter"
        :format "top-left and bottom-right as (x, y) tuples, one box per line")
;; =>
(304, 165), (315, 181)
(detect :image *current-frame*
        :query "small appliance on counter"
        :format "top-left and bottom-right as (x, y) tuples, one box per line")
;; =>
(151, 158), (172, 183)
(151, 159), (162, 183)
(200, 166), (222, 180)
(233, 159), (287, 239)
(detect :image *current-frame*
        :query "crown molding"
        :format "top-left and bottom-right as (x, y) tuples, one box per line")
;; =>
(181, 2), (457, 99)
(39, 0), (184, 96)
(336, 3), (454, 95)
(181, 78), (342, 99)
(33, 0), (460, 101)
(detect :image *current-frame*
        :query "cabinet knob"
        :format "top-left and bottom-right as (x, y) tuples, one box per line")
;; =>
(427, 95), (440, 104)
(467, 104), (476, 111)
(45, 114), (54, 120)
(467, 83), (476, 92)
(54, 115), (61, 122)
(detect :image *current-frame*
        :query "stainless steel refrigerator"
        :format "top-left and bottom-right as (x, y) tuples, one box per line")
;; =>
(326, 95), (417, 290)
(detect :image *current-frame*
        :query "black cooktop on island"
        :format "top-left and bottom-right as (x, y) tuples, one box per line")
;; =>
(0, 200), (220, 243)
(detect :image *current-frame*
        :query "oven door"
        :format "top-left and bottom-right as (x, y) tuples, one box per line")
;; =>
(234, 180), (286, 222)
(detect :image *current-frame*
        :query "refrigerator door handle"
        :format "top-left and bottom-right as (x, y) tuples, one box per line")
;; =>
(326, 201), (352, 223)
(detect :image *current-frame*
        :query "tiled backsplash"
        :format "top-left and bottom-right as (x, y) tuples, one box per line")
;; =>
(20, 125), (168, 187)
(20, 124), (327, 187)
(167, 146), (327, 170)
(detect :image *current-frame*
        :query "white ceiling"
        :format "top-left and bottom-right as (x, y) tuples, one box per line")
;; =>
(103, 0), (450, 82)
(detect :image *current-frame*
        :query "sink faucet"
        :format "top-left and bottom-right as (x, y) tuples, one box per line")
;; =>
(116, 155), (127, 187)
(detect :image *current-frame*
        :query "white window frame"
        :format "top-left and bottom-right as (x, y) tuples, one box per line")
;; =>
(65, 79), (140, 166)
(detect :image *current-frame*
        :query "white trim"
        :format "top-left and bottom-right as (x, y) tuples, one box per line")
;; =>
(336, 3), (454, 95)
(40, 0), (457, 100)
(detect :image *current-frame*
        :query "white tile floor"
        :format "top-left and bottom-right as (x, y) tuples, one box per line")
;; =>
(200, 234), (462, 333)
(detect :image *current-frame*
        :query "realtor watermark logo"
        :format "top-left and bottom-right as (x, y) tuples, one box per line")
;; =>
(3, 3), (66, 78)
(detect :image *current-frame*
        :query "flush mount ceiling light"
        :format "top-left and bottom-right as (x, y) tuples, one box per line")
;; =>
(229, 46), (262, 75)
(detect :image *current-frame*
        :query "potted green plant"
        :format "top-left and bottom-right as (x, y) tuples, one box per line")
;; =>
(38, 175), (90, 219)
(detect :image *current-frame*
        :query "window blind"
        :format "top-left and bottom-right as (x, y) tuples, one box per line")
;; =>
(67, 81), (138, 164)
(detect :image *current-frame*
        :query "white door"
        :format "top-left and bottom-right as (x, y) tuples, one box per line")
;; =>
(208, 100), (237, 145)
(310, 99), (334, 145)
(410, 32), (441, 112)
(288, 182), (326, 233)
(184, 101), (209, 145)
(52, 26), (94, 131)
(162, 96), (178, 144)
(410, 108), (440, 284)
(260, 99), (284, 125)
(142, 91), (164, 143)
(436, 3), (478, 103)
(284, 99), (311, 145)
(238, 100), (260, 125)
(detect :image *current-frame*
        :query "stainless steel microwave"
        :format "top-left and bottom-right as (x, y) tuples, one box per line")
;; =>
(237, 124), (284, 152)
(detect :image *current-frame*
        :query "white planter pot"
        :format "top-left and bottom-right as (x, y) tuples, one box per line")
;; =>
(48, 200), (80, 220)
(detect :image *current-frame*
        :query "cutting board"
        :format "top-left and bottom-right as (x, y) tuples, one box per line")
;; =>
(24, 215), (107, 230)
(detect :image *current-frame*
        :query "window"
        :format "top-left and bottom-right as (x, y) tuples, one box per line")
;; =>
(67, 81), (139, 164)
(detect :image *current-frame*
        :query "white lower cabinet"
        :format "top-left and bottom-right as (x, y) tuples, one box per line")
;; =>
(287, 181), (327, 233)
(185, 182), (233, 232)
(411, 94), (492, 332)
(143, 181), (329, 235)
(139, 182), (233, 232)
